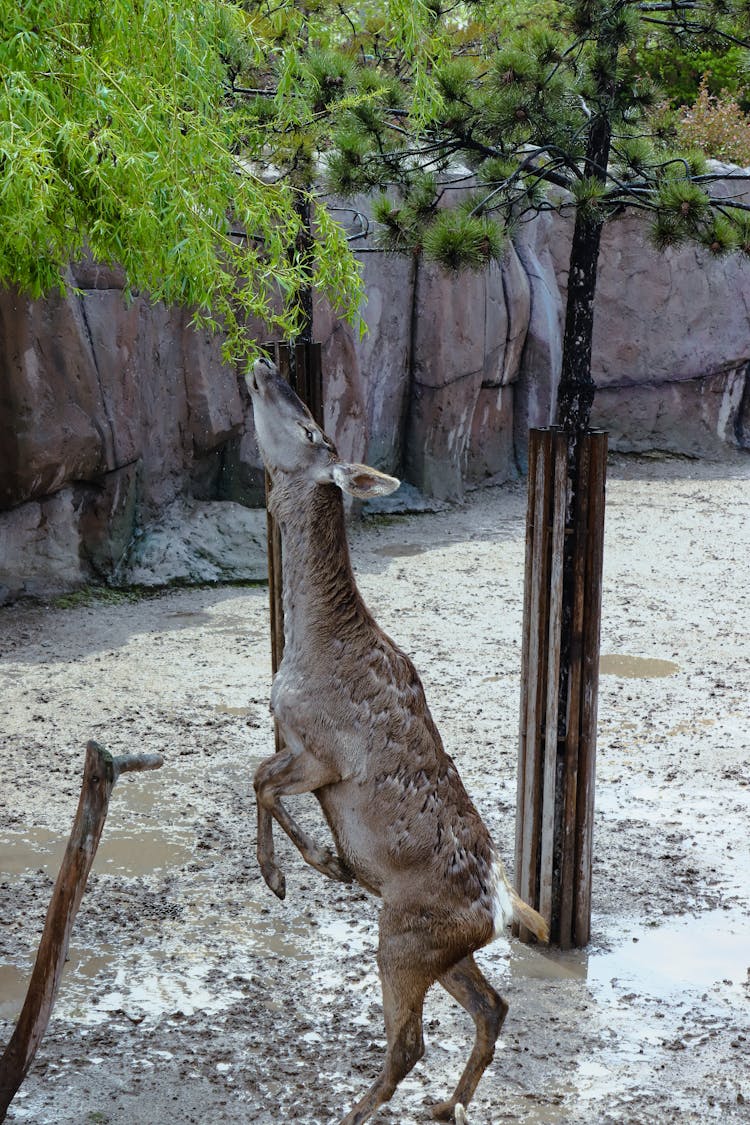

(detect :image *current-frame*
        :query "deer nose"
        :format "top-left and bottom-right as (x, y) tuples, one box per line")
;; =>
(248, 356), (276, 394)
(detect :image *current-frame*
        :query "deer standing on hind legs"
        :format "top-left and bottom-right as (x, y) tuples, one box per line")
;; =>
(248, 357), (548, 1125)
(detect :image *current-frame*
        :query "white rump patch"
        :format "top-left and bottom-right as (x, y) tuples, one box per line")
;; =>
(489, 855), (514, 937)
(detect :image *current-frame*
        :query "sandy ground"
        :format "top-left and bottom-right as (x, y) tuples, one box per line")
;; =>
(1, 453), (749, 1125)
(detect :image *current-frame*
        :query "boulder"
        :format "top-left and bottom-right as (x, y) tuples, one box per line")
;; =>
(546, 173), (750, 454)
(0, 280), (247, 516)
(513, 214), (565, 466)
(0, 289), (109, 509)
(316, 247), (413, 473)
(117, 499), (268, 588)
(405, 369), (486, 501)
(0, 488), (89, 602)
(466, 384), (517, 486)
(593, 362), (750, 457)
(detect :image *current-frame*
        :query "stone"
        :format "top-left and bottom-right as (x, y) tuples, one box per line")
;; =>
(116, 499), (268, 588)
(593, 362), (750, 457)
(0, 289), (108, 509)
(181, 324), (245, 458)
(0, 280), (247, 515)
(513, 214), (564, 467)
(78, 463), (141, 578)
(412, 260), (486, 389)
(404, 369), (485, 502)
(361, 480), (449, 516)
(0, 488), (89, 602)
(552, 208), (750, 392)
(501, 243), (532, 386)
(466, 384), (518, 486)
(316, 247), (414, 473)
(3, 171), (750, 602)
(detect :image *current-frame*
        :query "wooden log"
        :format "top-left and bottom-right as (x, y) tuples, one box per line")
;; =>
(538, 432), (569, 927)
(574, 432), (608, 946)
(514, 432), (539, 896)
(515, 432), (553, 940)
(515, 428), (608, 947)
(558, 434), (592, 949)
(0, 742), (163, 1121)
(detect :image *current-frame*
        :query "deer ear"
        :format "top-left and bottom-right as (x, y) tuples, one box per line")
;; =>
(331, 462), (400, 499)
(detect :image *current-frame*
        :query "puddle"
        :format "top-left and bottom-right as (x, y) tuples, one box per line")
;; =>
(0, 891), (313, 1025)
(163, 611), (213, 625)
(511, 909), (749, 1003)
(0, 964), (32, 1020)
(213, 704), (252, 717)
(88, 955), (244, 1023)
(599, 654), (679, 678)
(0, 948), (114, 1020)
(0, 824), (192, 878)
(374, 543), (427, 558)
(510, 944), (587, 984)
(588, 911), (749, 1000)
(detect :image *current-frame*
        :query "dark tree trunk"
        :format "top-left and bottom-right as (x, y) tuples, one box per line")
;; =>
(555, 76), (615, 432)
(516, 47), (617, 947)
(556, 210), (603, 432)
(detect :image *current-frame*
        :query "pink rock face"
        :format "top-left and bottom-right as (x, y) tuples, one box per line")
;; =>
(0, 275), (249, 597)
(0, 289), (109, 509)
(550, 206), (750, 389)
(316, 249), (413, 472)
(466, 385), (516, 486)
(545, 173), (750, 453)
(0, 286), (246, 513)
(2, 174), (750, 597)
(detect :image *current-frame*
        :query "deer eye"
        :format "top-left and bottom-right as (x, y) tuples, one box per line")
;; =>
(304, 427), (317, 443)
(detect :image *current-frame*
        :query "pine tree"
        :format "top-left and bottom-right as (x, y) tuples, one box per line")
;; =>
(321, 0), (750, 428)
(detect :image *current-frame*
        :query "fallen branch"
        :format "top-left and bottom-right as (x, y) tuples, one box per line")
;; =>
(0, 740), (163, 1121)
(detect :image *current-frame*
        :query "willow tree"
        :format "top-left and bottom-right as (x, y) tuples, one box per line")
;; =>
(0, 0), (364, 363)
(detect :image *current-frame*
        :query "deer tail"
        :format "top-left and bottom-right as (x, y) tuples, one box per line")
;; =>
(510, 887), (549, 943)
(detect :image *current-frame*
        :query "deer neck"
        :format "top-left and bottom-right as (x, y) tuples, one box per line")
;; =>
(270, 478), (367, 653)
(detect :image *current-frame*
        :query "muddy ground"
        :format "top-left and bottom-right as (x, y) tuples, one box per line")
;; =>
(1, 454), (749, 1125)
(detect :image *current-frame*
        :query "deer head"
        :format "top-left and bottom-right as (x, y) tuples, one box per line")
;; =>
(246, 357), (400, 500)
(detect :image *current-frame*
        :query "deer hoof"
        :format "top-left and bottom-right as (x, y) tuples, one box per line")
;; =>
(431, 1101), (467, 1123)
(329, 855), (354, 883)
(261, 861), (286, 900)
(318, 851), (353, 883)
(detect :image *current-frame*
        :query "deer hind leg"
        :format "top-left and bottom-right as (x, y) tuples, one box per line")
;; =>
(340, 926), (432, 1125)
(431, 954), (508, 1121)
(253, 744), (352, 897)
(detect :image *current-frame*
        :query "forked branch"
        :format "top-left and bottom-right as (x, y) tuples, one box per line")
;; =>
(0, 740), (163, 1121)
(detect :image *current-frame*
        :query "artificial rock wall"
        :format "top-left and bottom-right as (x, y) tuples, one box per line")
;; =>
(1, 181), (749, 599)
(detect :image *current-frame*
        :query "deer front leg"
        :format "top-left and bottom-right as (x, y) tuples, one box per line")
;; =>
(253, 744), (353, 896)
(257, 804), (286, 899)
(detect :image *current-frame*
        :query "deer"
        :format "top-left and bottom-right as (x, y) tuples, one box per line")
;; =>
(247, 356), (548, 1125)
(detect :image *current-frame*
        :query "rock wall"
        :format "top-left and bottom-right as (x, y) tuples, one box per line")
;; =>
(546, 177), (750, 456)
(0, 263), (266, 600)
(1, 189), (749, 599)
